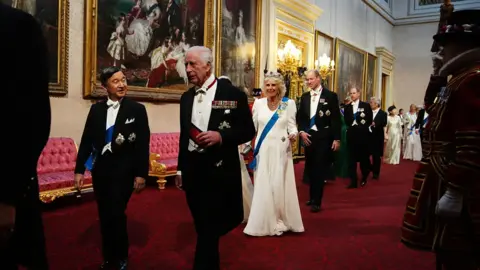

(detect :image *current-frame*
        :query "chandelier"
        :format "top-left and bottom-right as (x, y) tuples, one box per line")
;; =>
(315, 53), (335, 79)
(277, 40), (301, 72)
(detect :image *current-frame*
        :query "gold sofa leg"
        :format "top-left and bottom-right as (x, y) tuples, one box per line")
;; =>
(157, 177), (167, 190)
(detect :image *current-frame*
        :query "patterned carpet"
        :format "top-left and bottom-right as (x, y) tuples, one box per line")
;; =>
(42, 160), (435, 269)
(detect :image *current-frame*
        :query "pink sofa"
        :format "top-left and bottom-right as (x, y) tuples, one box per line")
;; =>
(149, 132), (180, 189)
(37, 137), (92, 203)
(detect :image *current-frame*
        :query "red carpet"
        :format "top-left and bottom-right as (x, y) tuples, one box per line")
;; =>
(42, 160), (435, 269)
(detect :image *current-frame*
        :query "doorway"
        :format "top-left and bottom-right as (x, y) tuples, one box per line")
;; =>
(381, 73), (389, 110)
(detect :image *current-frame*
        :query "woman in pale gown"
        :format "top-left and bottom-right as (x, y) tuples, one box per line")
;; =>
(403, 104), (422, 161)
(384, 106), (402, 165)
(244, 71), (304, 237)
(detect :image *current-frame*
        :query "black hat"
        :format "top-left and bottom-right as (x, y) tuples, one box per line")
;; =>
(252, 88), (262, 97)
(433, 10), (480, 45)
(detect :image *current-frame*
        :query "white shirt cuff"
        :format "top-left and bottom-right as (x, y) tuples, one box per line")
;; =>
(176, 171), (182, 176)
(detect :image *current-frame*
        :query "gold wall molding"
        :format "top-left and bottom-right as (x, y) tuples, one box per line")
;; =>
(375, 47), (396, 108)
(262, 0), (322, 85)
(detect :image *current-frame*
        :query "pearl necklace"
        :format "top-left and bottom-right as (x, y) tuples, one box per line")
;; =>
(267, 98), (280, 110)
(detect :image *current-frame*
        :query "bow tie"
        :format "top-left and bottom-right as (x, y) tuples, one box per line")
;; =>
(195, 87), (207, 95)
(107, 100), (120, 109)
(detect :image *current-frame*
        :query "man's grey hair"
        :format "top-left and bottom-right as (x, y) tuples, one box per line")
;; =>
(186, 46), (214, 70)
(370, 96), (381, 106)
(306, 69), (321, 79)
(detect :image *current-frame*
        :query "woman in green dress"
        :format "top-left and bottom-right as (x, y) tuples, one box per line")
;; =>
(335, 102), (349, 178)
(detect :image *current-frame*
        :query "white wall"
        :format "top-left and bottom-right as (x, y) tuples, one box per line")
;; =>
(392, 22), (437, 111)
(315, 0), (394, 54)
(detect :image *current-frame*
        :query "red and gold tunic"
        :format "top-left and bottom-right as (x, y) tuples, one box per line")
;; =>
(401, 61), (480, 252)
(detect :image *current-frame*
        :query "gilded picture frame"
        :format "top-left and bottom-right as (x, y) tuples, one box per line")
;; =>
(6, 0), (69, 95)
(215, 0), (262, 96)
(314, 30), (334, 90)
(83, 0), (214, 101)
(333, 38), (367, 103)
(364, 53), (377, 101)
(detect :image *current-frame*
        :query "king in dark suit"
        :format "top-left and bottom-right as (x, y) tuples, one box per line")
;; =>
(297, 70), (341, 212)
(0, 3), (51, 269)
(175, 46), (255, 270)
(368, 97), (387, 180)
(344, 87), (373, 188)
(74, 67), (151, 270)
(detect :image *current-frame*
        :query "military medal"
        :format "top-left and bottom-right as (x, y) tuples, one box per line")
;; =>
(360, 119), (366, 125)
(128, 133), (136, 142)
(319, 111), (324, 117)
(115, 133), (125, 145)
(325, 110), (331, 116)
(360, 112), (365, 118)
(196, 79), (217, 103)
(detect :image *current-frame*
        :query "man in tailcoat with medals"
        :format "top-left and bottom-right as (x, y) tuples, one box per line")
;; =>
(0, 3), (51, 269)
(74, 67), (151, 269)
(174, 46), (255, 270)
(401, 9), (480, 270)
(343, 87), (373, 188)
(297, 70), (341, 213)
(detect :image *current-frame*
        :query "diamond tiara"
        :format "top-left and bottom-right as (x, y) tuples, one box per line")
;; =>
(264, 71), (283, 80)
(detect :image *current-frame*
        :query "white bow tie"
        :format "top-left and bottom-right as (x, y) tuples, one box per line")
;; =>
(107, 100), (119, 109)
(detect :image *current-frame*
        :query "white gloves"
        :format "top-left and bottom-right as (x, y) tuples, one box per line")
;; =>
(435, 188), (463, 218)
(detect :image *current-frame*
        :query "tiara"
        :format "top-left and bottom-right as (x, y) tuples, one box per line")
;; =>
(264, 70), (283, 80)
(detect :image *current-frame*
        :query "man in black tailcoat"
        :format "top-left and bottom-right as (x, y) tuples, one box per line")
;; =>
(368, 97), (387, 180)
(297, 70), (341, 212)
(74, 67), (151, 270)
(414, 107), (428, 141)
(175, 46), (255, 270)
(344, 87), (373, 188)
(0, 4), (51, 270)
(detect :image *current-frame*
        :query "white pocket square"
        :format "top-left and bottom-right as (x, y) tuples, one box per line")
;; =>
(125, 118), (135, 124)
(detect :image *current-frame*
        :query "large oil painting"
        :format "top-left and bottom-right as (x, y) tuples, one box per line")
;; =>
(314, 30), (334, 90)
(4, 0), (69, 95)
(84, 0), (214, 101)
(364, 53), (377, 100)
(334, 39), (367, 103)
(216, 0), (261, 96)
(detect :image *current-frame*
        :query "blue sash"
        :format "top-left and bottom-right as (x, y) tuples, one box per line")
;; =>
(340, 108), (344, 116)
(308, 116), (315, 130)
(85, 125), (114, 171)
(249, 97), (289, 170)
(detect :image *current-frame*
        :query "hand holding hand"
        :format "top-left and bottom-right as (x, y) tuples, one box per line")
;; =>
(288, 133), (297, 142)
(415, 130), (419, 135)
(74, 173), (84, 191)
(175, 175), (183, 190)
(197, 131), (222, 147)
(300, 132), (312, 146)
(134, 177), (146, 193)
(436, 188), (463, 218)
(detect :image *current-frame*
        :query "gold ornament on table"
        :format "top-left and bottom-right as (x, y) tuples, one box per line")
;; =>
(315, 53), (335, 79)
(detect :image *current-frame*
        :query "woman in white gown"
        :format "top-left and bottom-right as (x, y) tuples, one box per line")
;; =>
(403, 104), (422, 161)
(384, 106), (402, 165)
(238, 146), (253, 223)
(243, 71), (304, 237)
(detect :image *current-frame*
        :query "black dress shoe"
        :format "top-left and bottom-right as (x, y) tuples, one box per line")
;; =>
(372, 174), (379, 180)
(310, 205), (321, 213)
(360, 180), (367, 187)
(118, 259), (128, 270)
(306, 200), (312, 206)
(99, 261), (112, 269)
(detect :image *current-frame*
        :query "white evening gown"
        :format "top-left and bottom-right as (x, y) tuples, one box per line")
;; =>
(403, 113), (422, 161)
(238, 147), (253, 223)
(384, 115), (402, 164)
(243, 98), (304, 236)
